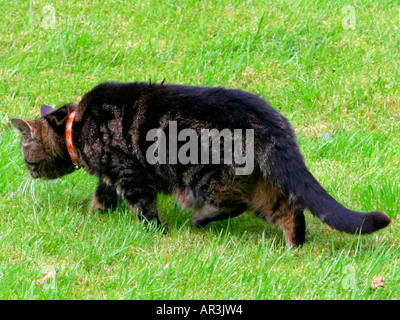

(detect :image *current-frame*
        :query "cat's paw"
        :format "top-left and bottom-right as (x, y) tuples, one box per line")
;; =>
(91, 194), (106, 211)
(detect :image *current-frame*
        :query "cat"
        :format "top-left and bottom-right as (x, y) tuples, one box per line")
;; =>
(11, 81), (390, 247)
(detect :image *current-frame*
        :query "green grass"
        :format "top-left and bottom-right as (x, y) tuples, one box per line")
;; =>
(1, 0), (400, 299)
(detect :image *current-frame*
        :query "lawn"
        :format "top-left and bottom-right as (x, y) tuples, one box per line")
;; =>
(1, 0), (399, 300)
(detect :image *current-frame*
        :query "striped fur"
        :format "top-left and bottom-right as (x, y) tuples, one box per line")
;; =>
(11, 82), (390, 247)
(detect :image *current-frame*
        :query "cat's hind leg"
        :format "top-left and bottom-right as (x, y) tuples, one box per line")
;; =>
(187, 176), (250, 227)
(250, 178), (306, 247)
(190, 187), (249, 227)
(264, 205), (306, 247)
(191, 203), (248, 227)
(92, 180), (120, 211)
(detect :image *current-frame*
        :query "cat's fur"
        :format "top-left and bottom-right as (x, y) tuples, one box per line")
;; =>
(11, 82), (390, 247)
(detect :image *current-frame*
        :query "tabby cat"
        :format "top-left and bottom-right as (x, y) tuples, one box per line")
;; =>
(11, 82), (390, 247)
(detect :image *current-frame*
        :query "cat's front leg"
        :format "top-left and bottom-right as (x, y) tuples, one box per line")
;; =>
(92, 180), (120, 211)
(129, 197), (161, 225)
(116, 176), (162, 225)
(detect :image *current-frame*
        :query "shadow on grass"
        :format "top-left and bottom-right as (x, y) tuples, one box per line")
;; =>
(56, 191), (390, 252)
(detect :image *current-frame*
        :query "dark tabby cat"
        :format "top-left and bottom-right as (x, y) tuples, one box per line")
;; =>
(11, 82), (390, 247)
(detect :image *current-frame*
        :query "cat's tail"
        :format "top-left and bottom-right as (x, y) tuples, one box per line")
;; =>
(266, 140), (391, 234)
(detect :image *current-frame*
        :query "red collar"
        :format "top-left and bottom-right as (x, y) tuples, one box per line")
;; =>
(66, 110), (80, 169)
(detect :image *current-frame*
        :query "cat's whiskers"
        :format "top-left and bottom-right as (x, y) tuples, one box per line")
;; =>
(18, 176), (42, 207)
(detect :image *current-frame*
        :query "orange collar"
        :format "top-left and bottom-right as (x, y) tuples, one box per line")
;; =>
(66, 110), (80, 169)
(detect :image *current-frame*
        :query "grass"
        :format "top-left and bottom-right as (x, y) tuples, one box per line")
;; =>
(1, 0), (400, 300)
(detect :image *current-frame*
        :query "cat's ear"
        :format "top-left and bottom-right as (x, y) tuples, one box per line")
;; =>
(40, 105), (55, 117)
(11, 118), (38, 140)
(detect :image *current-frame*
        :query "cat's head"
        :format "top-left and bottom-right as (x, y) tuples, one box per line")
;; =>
(11, 104), (77, 180)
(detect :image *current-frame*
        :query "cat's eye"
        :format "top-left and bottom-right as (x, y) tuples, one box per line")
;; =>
(25, 160), (40, 166)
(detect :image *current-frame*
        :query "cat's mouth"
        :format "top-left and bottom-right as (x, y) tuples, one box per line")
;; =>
(29, 171), (40, 179)
(28, 165), (76, 180)
(28, 168), (54, 180)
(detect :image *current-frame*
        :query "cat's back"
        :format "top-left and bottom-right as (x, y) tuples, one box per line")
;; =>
(80, 81), (158, 107)
(82, 81), (267, 111)
(79, 81), (288, 133)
